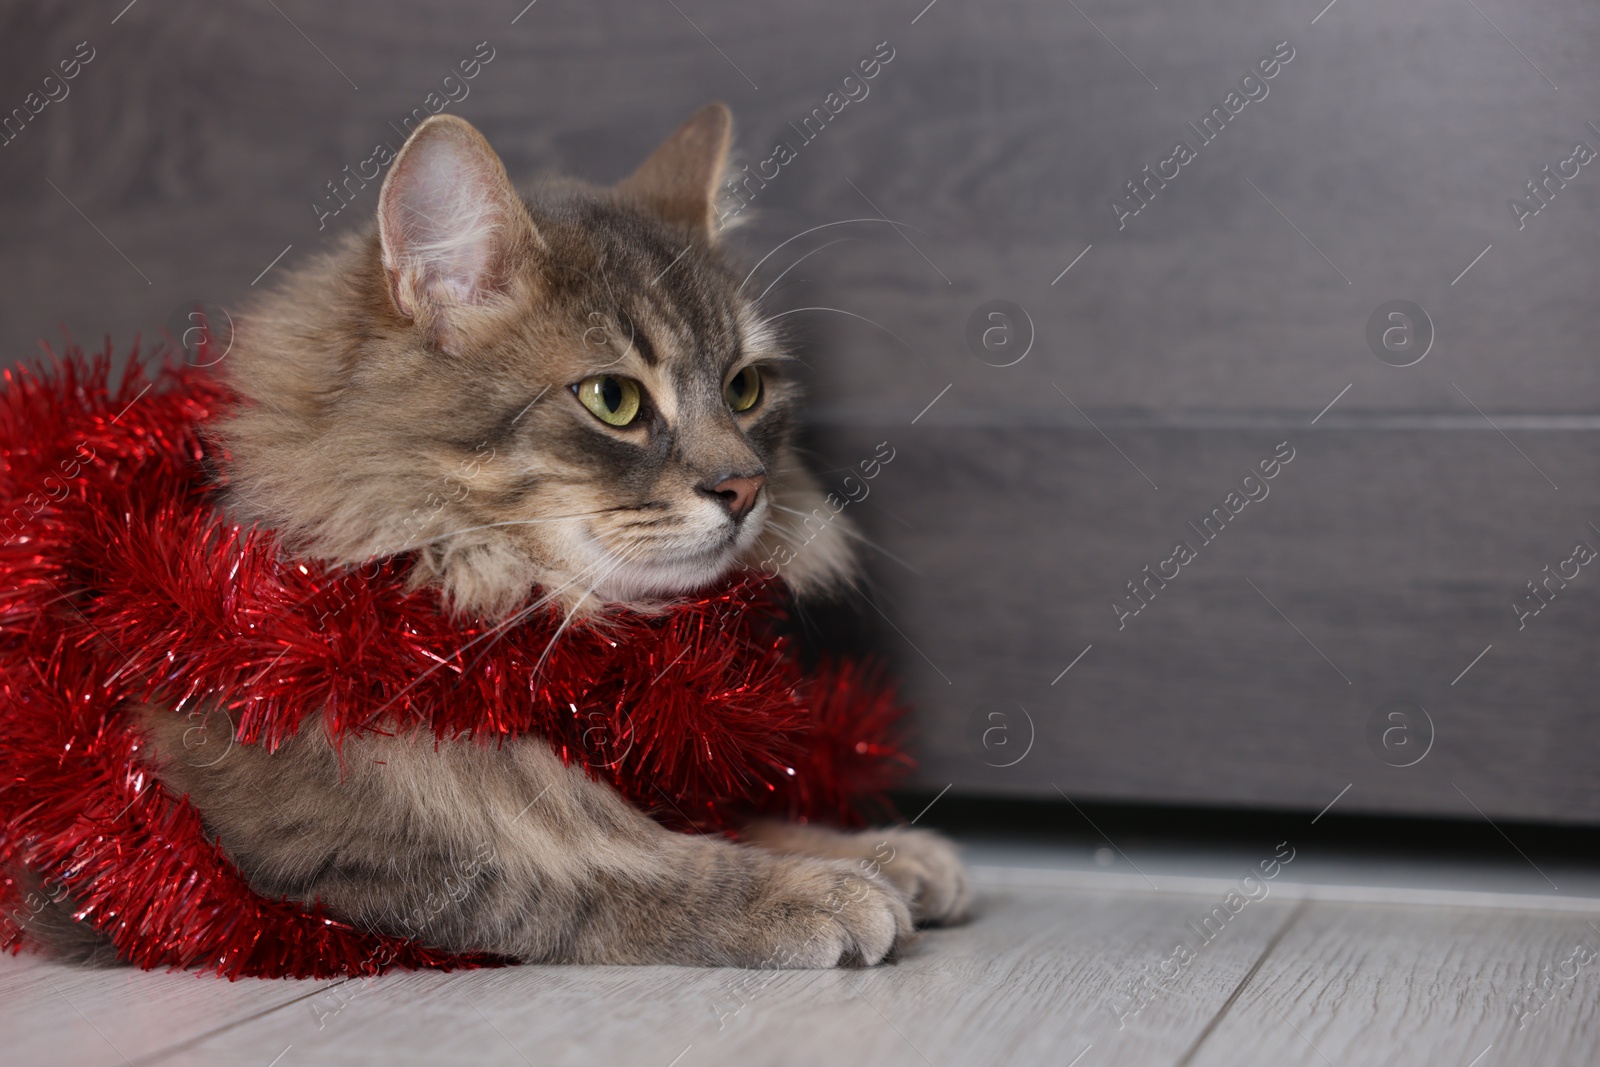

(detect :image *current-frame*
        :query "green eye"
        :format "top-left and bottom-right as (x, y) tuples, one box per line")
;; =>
(724, 366), (762, 413)
(575, 375), (643, 426)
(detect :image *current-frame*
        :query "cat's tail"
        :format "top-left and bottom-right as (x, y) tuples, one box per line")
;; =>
(2, 863), (125, 967)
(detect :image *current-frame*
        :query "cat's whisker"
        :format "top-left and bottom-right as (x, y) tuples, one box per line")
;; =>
(256, 518), (611, 638)
(375, 510), (628, 558)
(780, 443), (832, 463)
(754, 238), (852, 304)
(530, 587), (595, 681)
(763, 459), (827, 481)
(736, 218), (928, 296)
(456, 549), (634, 677)
(757, 305), (919, 361)
(756, 519), (812, 556)
(768, 503), (921, 575)
(752, 277), (810, 314)
(371, 551), (623, 718)
(759, 516), (813, 549)
(529, 546), (645, 680)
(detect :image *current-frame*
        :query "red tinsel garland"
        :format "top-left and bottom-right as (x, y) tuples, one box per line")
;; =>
(0, 344), (911, 979)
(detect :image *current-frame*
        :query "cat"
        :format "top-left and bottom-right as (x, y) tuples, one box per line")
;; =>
(97, 103), (969, 968)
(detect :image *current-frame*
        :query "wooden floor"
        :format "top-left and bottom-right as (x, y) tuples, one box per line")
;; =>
(5, 846), (1599, 1067)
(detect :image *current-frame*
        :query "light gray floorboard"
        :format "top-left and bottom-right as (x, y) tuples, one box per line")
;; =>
(135, 883), (1296, 1067)
(0, 951), (337, 1066)
(1185, 901), (1600, 1067)
(6, 862), (1597, 1067)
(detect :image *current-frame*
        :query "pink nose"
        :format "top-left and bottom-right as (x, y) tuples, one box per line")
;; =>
(703, 473), (766, 521)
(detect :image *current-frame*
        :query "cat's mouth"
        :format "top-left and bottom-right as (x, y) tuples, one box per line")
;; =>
(587, 512), (765, 602)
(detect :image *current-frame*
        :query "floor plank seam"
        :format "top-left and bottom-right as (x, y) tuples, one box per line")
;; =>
(971, 865), (1600, 914)
(1169, 897), (1311, 1067)
(125, 978), (348, 1067)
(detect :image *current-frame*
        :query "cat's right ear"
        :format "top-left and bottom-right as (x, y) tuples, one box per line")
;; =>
(617, 102), (732, 239)
(378, 115), (540, 349)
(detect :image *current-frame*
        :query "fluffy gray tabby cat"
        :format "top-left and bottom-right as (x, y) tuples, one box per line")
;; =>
(125, 104), (970, 967)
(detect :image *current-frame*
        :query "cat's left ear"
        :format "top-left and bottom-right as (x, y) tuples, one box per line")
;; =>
(616, 102), (731, 238)
(378, 115), (540, 348)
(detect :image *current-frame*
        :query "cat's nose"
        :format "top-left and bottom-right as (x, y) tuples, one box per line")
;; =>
(700, 472), (766, 521)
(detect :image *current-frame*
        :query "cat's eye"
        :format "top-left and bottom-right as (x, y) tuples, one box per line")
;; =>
(724, 366), (762, 413)
(575, 375), (643, 427)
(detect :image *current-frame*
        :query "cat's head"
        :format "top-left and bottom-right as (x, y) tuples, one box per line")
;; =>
(219, 104), (854, 617)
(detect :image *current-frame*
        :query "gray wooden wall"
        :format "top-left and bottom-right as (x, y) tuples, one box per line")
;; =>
(2, 0), (1597, 824)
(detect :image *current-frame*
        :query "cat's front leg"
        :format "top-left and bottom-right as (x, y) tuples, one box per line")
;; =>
(742, 821), (973, 927)
(136, 707), (913, 968)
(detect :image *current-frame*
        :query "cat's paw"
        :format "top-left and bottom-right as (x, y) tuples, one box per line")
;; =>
(751, 857), (913, 968)
(869, 828), (973, 927)
(739, 820), (974, 929)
